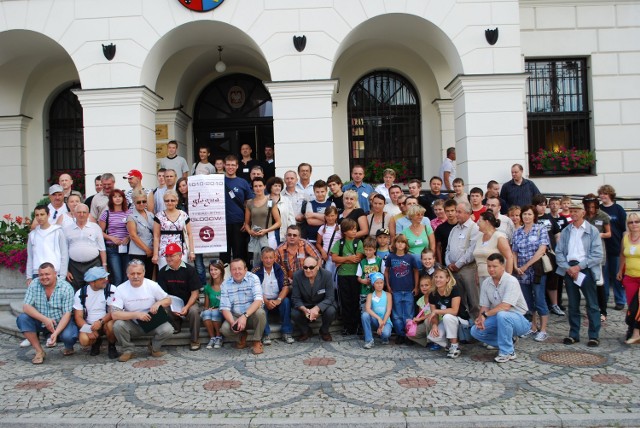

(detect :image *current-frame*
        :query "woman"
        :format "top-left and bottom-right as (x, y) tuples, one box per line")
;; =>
(402, 204), (435, 264)
(374, 168), (396, 204)
(511, 205), (550, 342)
(214, 158), (225, 174)
(98, 189), (130, 286)
(583, 193), (611, 321)
(267, 176), (295, 245)
(509, 206), (522, 229)
(474, 211), (512, 285)
(152, 189), (195, 269)
(176, 177), (189, 213)
(426, 264), (470, 358)
(366, 194), (388, 237)
(617, 212), (640, 339)
(57, 194), (96, 226)
(339, 189), (368, 239)
(126, 190), (155, 279)
(202, 259), (225, 349)
(244, 177), (281, 267)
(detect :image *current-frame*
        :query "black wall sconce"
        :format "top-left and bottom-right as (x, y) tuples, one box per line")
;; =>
(485, 28), (499, 45)
(102, 43), (116, 61)
(293, 35), (306, 52)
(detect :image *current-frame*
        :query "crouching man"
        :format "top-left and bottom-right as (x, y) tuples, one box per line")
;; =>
(73, 266), (119, 359)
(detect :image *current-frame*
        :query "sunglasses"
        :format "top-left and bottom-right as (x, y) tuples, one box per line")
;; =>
(302, 265), (317, 270)
(135, 200), (147, 205)
(287, 233), (299, 238)
(628, 221), (640, 225)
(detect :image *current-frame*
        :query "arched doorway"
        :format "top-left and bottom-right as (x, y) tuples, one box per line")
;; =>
(193, 73), (273, 163)
(347, 71), (422, 180)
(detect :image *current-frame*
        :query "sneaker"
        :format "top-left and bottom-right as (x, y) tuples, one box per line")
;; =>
(206, 338), (216, 349)
(494, 353), (517, 363)
(381, 339), (390, 345)
(483, 343), (497, 350)
(550, 305), (565, 316)
(363, 340), (374, 349)
(282, 334), (295, 344)
(213, 337), (223, 349)
(520, 329), (537, 338)
(447, 346), (461, 359)
(262, 335), (272, 346)
(428, 343), (442, 351)
(534, 331), (548, 342)
(190, 341), (201, 351)
(20, 339), (31, 348)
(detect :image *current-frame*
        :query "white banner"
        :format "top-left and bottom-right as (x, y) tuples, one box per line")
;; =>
(188, 174), (227, 253)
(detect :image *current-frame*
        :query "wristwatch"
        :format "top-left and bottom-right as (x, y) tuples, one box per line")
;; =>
(276, 297), (282, 302)
(242, 312), (248, 318)
(482, 311), (488, 319)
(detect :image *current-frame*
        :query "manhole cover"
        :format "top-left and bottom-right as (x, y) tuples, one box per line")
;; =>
(397, 377), (437, 388)
(132, 359), (167, 368)
(15, 380), (54, 391)
(592, 374), (632, 384)
(303, 357), (336, 366)
(538, 351), (606, 366)
(203, 380), (242, 391)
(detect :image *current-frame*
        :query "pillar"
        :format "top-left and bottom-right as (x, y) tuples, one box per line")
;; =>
(0, 115), (32, 215)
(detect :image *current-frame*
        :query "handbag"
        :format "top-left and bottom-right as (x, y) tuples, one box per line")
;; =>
(405, 306), (427, 337)
(536, 227), (553, 273)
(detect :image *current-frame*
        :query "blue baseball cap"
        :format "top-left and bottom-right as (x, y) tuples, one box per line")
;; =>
(84, 266), (109, 282)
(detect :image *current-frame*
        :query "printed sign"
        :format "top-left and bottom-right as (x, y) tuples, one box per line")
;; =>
(178, 0), (225, 12)
(188, 174), (227, 253)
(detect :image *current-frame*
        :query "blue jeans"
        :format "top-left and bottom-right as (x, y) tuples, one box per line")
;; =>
(106, 245), (128, 286)
(565, 269), (600, 340)
(520, 275), (549, 316)
(471, 311), (529, 355)
(194, 254), (206, 286)
(264, 297), (292, 335)
(603, 255), (626, 305)
(16, 313), (78, 350)
(391, 291), (415, 337)
(361, 312), (392, 342)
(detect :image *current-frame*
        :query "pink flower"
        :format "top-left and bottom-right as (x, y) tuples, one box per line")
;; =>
(3, 214), (11, 221)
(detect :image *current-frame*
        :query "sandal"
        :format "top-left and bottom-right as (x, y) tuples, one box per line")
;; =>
(62, 348), (75, 356)
(587, 338), (600, 347)
(563, 337), (579, 345)
(32, 351), (45, 365)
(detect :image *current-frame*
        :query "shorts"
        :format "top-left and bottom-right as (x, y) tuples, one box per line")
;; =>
(201, 308), (222, 322)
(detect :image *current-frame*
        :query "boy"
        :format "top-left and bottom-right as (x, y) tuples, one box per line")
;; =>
(451, 178), (468, 205)
(376, 228), (391, 259)
(469, 187), (487, 222)
(331, 218), (365, 335)
(549, 196), (569, 231)
(357, 237), (385, 311)
(559, 195), (573, 224)
(191, 146), (216, 175)
(302, 180), (335, 244)
(26, 205), (68, 284)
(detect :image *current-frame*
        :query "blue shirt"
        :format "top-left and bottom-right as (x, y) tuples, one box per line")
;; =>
(219, 271), (262, 314)
(225, 176), (254, 224)
(24, 278), (75, 322)
(512, 223), (550, 284)
(342, 182), (375, 213)
(385, 253), (419, 292)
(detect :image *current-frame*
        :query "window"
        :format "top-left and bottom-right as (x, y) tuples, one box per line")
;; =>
(348, 71), (421, 181)
(525, 59), (592, 175)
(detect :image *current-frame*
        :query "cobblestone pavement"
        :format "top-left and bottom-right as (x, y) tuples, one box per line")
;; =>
(1, 307), (639, 427)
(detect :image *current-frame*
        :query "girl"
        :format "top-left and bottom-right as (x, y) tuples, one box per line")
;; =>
(99, 189), (130, 286)
(384, 234), (420, 345)
(176, 177), (189, 213)
(406, 275), (433, 347)
(361, 272), (393, 348)
(316, 206), (342, 276)
(203, 260), (224, 349)
(509, 206), (522, 229)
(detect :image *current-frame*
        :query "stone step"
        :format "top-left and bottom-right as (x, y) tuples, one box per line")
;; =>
(10, 301), (23, 317)
(0, 288), (25, 300)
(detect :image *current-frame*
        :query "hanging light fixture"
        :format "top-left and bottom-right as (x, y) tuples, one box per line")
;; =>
(215, 46), (226, 73)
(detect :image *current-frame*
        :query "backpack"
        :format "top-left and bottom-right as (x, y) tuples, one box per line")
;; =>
(338, 237), (361, 257)
(79, 283), (114, 320)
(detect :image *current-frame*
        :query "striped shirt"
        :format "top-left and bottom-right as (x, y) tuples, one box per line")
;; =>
(219, 272), (262, 314)
(24, 278), (75, 322)
(99, 210), (130, 242)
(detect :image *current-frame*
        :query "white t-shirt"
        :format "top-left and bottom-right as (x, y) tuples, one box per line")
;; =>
(112, 279), (168, 313)
(73, 285), (116, 324)
(260, 268), (280, 299)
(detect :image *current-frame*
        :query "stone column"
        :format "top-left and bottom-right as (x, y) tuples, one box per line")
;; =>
(0, 115), (32, 215)
(432, 98), (455, 161)
(73, 87), (162, 194)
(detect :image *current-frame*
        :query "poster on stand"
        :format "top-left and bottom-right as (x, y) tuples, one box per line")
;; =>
(188, 174), (227, 253)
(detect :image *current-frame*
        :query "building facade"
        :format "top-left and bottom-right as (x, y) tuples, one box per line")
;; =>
(0, 0), (638, 215)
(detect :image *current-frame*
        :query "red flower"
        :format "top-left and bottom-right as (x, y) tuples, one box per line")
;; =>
(15, 216), (22, 225)
(3, 214), (11, 221)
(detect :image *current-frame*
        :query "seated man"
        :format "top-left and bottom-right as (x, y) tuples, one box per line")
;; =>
(16, 262), (78, 364)
(111, 260), (173, 362)
(291, 256), (337, 342)
(73, 266), (119, 359)
(220, 259), (267, 355)
(252, 247), (294, 344)
(471, 253), (530, 363)
(157, 243), (202, 351)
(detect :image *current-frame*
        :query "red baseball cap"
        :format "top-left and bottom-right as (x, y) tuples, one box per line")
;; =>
(123, 169), (143, 180)
(164, 243), (182, 256)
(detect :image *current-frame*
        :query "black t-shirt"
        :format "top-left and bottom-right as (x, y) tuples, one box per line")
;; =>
(428, 285), (469, 320)
(330, 194), (344, 215)
(238, 158), (261, 183)
(340, 208), (365, 231)
(157, 264), (201, 305)
(419, 193), (448, 220)
(435, 221), (456, 260)
(552, 214), (569, 231)
(538, 214), (560, 250)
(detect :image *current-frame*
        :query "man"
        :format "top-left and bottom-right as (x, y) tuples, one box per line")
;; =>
(238, 143), (260, 183)
(283, 170), (307, 225)
(384, 184), (403, 217)
(222, 155), (253, 264)
(58, 173), (83, 203)
(291, 256), (337, 342)
(154, 168), (178, 213)
(469, 187), (487, 222)
(16, 262), (78, 364)
(45, 184), (68, 226)
(73, 266), (119, 358)
(439, 147), (456, 192)
(598, 184), (627, 311)
(419, 176), (448, 219)
(252, 247), (294, 344)
(485, 196), (515, 243)
(555, 202), (604, 347)
(388, 194), (408, 238)
(263, 145), (276, 180)
(64, 204), (107, 291)
(26, 205), (68, 284)
(471, 253), (530, 363)
(123, 169), (154, 212)
(157, 243), (202, 351)
(90, 173), (115, 219)
(435, 199), (458, 264)
(83, 175), (103, 215)
(445, 200), (480, 319)
(275, 225), (321, 286)
(192, 146), (216, 176)
(482, 180), (508, 215)
(159, 140), (189, 178)
(220, 259), (267, 355)
(407, 179), (422, 202)
(499, 164), (541, 208)
(249, 165), (264, 181)
(296, 163), (315, 201)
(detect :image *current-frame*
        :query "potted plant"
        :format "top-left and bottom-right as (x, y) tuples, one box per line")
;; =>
(364, 160), (413, 184)
(0, 214), (30, 288)
(530, 147), (596, 175)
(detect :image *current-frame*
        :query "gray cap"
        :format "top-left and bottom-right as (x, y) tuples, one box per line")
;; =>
(48, 184), (64, 195)
(84, 266), (109, 282)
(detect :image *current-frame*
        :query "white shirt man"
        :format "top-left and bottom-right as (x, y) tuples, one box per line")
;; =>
(159, 140), (189, 178)
(439, 147), (457, 191)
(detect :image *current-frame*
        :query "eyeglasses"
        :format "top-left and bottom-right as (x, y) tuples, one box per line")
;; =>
(628, 221), (640, 225)
(286, 233), (299, 238)
(164, 199), (177, 203)
(135, 200), (146, 205)
(302, 265), (317, 270)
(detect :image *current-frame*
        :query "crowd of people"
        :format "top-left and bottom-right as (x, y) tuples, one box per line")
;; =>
(18, 143), (640, 365)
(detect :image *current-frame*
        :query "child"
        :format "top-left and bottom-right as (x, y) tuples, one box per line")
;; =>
(419, 249), (436, 278)
(376, 228), (391, 259)
(452, 178), (468, 205)
(202, 260), (224, 349)
(303, 179), (334, 244)
(331, 218), (365, 335)
(549, 196), (569, 231)
(430, 199), (446, 231)
(357, 237), (385, 311)
(559, 195), (573, 224)
(316, 206), (341, 276)
(361, 272), (393, 348)
(384, 234), (420, 345)
(406, 275), (433, 347)
(469, 187), (487, 222)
